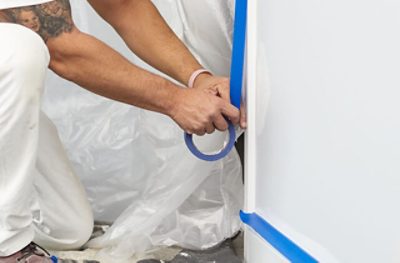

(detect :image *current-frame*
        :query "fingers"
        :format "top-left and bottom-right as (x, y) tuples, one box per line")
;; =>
(206, 123), (216, 134)
(220, 100), (240, 125)
(207, 88), (219, 96)
(197, 130), (206, 136)
(184, 120), (214, 136)
(214, 79), (231, 102)
(172, 86), (241, 136)
(213, 114), (229, 131)
(184, 112), (228, 135)
(185, 125), (206, 136)
(201, 95), (239, 132)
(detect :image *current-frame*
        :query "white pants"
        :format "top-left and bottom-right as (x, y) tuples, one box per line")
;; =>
(0, 23), (93, 257)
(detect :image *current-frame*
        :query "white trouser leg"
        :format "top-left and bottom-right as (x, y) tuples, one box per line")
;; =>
(32, 112), (93, 251)
(0, 24), (93, 256)
(0, 23), (50, 257)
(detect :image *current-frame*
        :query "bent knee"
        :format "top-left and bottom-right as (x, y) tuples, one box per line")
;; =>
(59, 211), (94, 249)
(64, 217), (94, 249)
(35, 213), (94, 251)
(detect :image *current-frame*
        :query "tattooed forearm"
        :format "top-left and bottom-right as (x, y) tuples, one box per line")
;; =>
(0, 10), (12, 22)
(0, 0), (73, 41)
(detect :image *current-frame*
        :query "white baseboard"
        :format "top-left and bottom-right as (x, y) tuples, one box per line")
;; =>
(244, 226), (289, 263)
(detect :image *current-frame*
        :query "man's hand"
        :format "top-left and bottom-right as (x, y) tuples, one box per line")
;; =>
(193, 74), (247, 130)
(88, 1), (245, 135)
(169, 87), (240, 136)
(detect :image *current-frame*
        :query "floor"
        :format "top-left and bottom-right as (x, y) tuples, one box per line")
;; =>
(51, 228), (244, 263)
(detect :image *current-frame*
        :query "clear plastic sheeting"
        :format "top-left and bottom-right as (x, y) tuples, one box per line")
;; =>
(42, 0), (243, 260)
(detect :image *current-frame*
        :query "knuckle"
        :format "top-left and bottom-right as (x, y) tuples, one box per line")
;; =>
(216, 122), (227, 131)
(202, 117), (210, 126)
(207, 111), (215, 120)
(210, 113), (218, 121)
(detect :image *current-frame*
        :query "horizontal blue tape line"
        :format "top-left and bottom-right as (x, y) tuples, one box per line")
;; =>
(240, 211), (319, 263)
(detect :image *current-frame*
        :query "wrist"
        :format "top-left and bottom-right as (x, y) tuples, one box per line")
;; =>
(188, 69), (212, 88)
(164, 81), (183, 118)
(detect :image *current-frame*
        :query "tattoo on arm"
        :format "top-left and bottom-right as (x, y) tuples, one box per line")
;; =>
(0, 0), (74, 42)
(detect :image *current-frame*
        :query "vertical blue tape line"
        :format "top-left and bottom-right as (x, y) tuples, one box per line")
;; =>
(234, 0), (315, 261)
(184, 0), (247, 161)
(240, 211), (319, 263)
(230, 0), (247, 109)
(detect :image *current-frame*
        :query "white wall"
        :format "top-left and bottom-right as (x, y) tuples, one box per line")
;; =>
(246, 0), (400, 262)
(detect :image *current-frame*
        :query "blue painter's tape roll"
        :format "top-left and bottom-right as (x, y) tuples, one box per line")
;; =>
(184, 122), (236, 162)
(185, 0), (247, 161)
(240, 211), (319, 263)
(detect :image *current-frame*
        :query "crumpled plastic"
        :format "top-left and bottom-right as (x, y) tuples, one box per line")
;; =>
(138, 238), (242, 263)
(42, 0), (242, 260)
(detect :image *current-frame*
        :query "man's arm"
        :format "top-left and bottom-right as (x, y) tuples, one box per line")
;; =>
(49, 32), (237, 135)
(87, 0), (204, 87)
(0, 0), (239, 135)
(88, 0), (247, 128)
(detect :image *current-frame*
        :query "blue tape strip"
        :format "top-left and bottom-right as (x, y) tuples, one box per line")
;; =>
(185, 0), (247, 161)
(240, 211), (319, 263)
(230, 0), (247, 109)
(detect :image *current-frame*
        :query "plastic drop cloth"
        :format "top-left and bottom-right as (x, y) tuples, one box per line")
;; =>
(42, 0), (242, 259)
